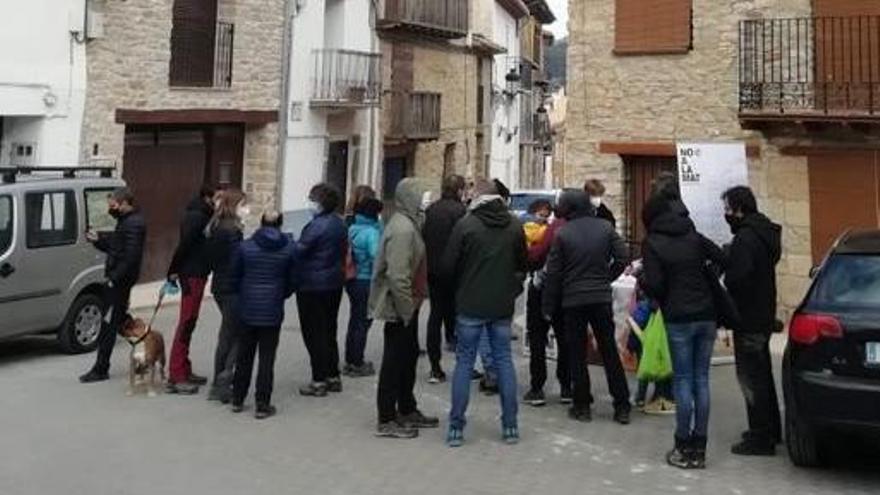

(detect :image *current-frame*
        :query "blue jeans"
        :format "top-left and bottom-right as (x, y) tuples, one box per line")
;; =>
(449, 316), (518, 430)
(344, 280), (372, 366)
(479, 330), (495, 381)
(667, 321), (717, 441)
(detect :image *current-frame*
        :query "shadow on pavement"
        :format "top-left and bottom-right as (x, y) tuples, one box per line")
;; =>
(0, 336), (66, 367)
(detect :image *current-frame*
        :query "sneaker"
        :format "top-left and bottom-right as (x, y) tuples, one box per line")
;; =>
(230, 403), (244, 414)
(502, 427), (520, 445)
(731, 439), (776, 456)
(344, 363), (375, 378)
(255, 404), (277, 420)
(666, 447), (692, 469)
(446, 427), (464, 447)
(613, 408), (631, 425)
(187, 373), (208, 386)
(523, 389), (547, 407)
(326, 377), (343, 393)
(376, 421), (419, 439)
(568, 407), (592, 423)
(559, 387), (573, 405)
(79, 369), (109, 383)
(428, 369), (447, 384)
(398, 410), (440, 429)
(299, 382), (328, 397)
(166, 382), (200, 395)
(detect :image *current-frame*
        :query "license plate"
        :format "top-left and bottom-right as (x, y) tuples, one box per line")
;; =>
(867, 342), (880, 366)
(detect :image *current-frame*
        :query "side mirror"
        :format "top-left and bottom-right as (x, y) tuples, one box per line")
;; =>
(809, 266), (819, 279)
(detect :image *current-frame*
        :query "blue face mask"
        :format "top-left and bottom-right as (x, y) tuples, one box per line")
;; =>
(307, 200), (320, 215)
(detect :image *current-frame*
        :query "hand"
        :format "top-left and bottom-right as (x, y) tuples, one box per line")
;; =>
(85, 230), (99, 243)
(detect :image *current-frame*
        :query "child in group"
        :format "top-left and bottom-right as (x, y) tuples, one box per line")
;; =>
(627, 286), (676, 415)
(522, 199), (553, 248)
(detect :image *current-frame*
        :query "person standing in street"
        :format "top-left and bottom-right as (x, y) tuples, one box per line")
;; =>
(80, 188), (146, 383)
(443, 179), (528, 447)
(343, 197), (384, 378)
(296, 184), (347, 397)
(344, 185), (377, 227)
(543, 190), (631, 425)
(230, 211), (297, 419)
(641, 180), (725, 469)
(722, 186), (783, 456)
(422, 174), (467, 383)
(166, 185), (215, 395)
(584, 179), (616, 228)
(205, 189), (247, 403)
(370, 178), (439, 439)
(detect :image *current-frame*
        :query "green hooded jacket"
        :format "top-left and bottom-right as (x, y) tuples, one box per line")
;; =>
(369, 179), (429, 325)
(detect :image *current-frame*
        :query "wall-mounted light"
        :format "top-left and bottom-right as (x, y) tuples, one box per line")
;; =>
(504, 68), (521, 99)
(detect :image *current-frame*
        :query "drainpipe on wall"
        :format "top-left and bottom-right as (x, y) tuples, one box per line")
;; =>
(369, 0), (379, 191)
(275, 0), (297, 208)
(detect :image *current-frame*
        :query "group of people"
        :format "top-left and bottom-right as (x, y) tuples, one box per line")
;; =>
(75, 170), (784, 469)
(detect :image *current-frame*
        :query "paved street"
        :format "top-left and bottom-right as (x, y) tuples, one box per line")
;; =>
(0, 298), (877, 495)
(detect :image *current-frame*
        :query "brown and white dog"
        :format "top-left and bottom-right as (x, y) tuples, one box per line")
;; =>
(120, 317), (166, 396)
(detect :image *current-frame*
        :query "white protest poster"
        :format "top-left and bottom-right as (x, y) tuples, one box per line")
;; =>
(676, 142), (749, 246)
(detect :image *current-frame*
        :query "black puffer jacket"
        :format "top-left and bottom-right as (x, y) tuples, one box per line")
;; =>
(206, 219), (244, 297)
(423, 197), (467, 276)
(642, 207), (725, 324)
(167, 197), (213, 278)
(725, 213), (782, 333)
(94, 210), (146, 288)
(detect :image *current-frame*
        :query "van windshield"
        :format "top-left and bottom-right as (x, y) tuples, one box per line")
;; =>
(811, 254), (880, 308)
(0, 195), (11, 257)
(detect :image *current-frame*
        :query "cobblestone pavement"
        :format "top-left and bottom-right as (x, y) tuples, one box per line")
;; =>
(0, 299), (877, 495)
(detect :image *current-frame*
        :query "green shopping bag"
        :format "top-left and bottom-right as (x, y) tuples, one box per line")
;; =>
(637, 311), (673, 382)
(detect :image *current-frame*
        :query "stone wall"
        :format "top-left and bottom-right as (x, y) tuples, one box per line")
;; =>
(567, 0), (814, 317)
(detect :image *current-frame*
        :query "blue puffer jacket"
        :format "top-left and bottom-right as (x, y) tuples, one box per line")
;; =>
(349, 215), (382, 281)
(232, 227), (297, 327)
(296, 212), (347, 292)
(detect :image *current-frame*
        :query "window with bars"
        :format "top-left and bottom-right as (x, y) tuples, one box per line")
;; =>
(169, 0), (234, 88)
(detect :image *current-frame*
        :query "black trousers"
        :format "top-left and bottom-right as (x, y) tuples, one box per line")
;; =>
(427, 274), (456, 371)
(296, 289), (343, 383)
(232, 324), (281, 406)
(377, 314), (420, 424)
(564, 303), (631, 412)
(212, 295), (240, 388)
(93, 283), (133, 375)
(734, 332), (782, 444)
(527, 284), (570, 392)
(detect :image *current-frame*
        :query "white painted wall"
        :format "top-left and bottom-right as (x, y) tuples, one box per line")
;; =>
(489, 3), (521, 189)
(0, 0), (87, 167)
(283, 0), (381, 216)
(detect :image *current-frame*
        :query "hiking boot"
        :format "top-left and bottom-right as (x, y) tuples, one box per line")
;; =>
(568, 407), (592, 423)
(376, 421), (419, 439)
(166, 382), (200, 395)
(428, 369), (447, 384)
(446, 427), (464, 447)
(614, 407), (632, 425)
(398, 410), (440, 429)
(187, 373), (208, 386)
(559, 386), (573, 405)
(731, 439), (776, 456)
(326, 377), (343, 393)
(502, 427), (520, 445)
(230, 403), (244, 414)
(299, 382), (328, 397)
(79, 369), (109, 383)
(255, 404), (277, 420)
(523, 388), (547, 407)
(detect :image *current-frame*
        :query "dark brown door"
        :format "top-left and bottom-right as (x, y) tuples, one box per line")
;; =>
(327, 141), (349, 203)
(123, 127), (207, 282)
(205, 125), (244, 189)
(623, 155), (678, 255)
(808, 150), (880, 262)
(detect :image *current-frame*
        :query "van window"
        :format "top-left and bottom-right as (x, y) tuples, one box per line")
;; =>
(84, 189), (116, 232)
(0, 195), (12, 257)
(25, 190), (77, 248)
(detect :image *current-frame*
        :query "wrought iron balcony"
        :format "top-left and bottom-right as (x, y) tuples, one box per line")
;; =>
(739, 16), (880, 124)
(387, 91), (441, 141)
(310, 49), (382, 108)
(378, 0), (468, 39)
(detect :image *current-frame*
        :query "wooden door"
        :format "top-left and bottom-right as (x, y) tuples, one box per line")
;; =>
(123, 127), (206, 282)
(808, 150), (880, 262)
(327, 141), (349, 203)
(205, 125), (244, 189)
(623, 155), (678, 256)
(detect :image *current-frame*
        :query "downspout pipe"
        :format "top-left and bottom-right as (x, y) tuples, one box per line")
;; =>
(276, 0), (296, 209)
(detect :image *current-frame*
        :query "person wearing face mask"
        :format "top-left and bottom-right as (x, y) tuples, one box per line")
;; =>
(205, 189), (248, 402)
(721, 186), (783, 457)
(584, 179), (616, 228)
(80, 188), (146, 383)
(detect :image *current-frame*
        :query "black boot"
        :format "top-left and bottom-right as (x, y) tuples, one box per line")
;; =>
(690, 435), (707, 469)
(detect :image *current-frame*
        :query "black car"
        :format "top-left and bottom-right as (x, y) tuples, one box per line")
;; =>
(783, 230), (880, 467)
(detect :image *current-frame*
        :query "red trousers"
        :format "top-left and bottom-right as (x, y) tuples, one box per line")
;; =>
(169, 276), (208, 383)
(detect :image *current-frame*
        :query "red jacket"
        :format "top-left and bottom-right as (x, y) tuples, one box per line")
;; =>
(528, 217), (567, 269)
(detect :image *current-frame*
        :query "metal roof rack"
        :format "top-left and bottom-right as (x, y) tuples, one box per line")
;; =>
(1, 166), (116, 184)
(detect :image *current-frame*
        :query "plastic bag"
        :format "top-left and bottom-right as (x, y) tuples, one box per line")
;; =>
(637, 311), (673, 382)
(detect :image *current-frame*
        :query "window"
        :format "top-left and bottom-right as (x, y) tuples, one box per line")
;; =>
(811, 255), (880, 309)
(614, 0), (692, 55)
(25, 191), (77, 248)
(0, 196), (12, 257)
(169, 0), (219, 87)
(84, 189), (116, 233)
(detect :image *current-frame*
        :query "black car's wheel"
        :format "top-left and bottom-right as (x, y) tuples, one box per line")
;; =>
(786, 407), (823, 467)
(58, 293), (105, 354)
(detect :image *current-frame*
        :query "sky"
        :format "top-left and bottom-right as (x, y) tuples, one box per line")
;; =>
(546, 0), (568, 38)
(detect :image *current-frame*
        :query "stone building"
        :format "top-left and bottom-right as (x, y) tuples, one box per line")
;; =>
(567, 0), (880, 317)
(81, 0), (284, 281)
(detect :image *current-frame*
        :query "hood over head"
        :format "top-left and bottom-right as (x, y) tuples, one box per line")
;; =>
(470, 195), (512, 228)
(647, 205), (696, 237)
(556, 189), (594, 221)
(253, 226), (290, 251)
(394, 178), (430, 224)
(742, 212), (782, 263)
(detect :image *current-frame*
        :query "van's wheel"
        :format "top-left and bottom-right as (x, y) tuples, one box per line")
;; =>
(786, 408), (823, 467)
(58, 294), (105, 354)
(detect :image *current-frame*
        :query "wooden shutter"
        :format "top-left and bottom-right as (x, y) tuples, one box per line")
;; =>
(169, 0), (218, 87)
(624, 155), (678, 255)
(614, 0), (692, 55)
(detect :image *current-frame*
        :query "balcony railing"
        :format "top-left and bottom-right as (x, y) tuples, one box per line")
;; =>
(170, 21), (234, 88)
(310, 49), (382, 108)
(379, 0), (468, 39)
(388, 91), (441, 141)
(739, 16), (880, 119)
